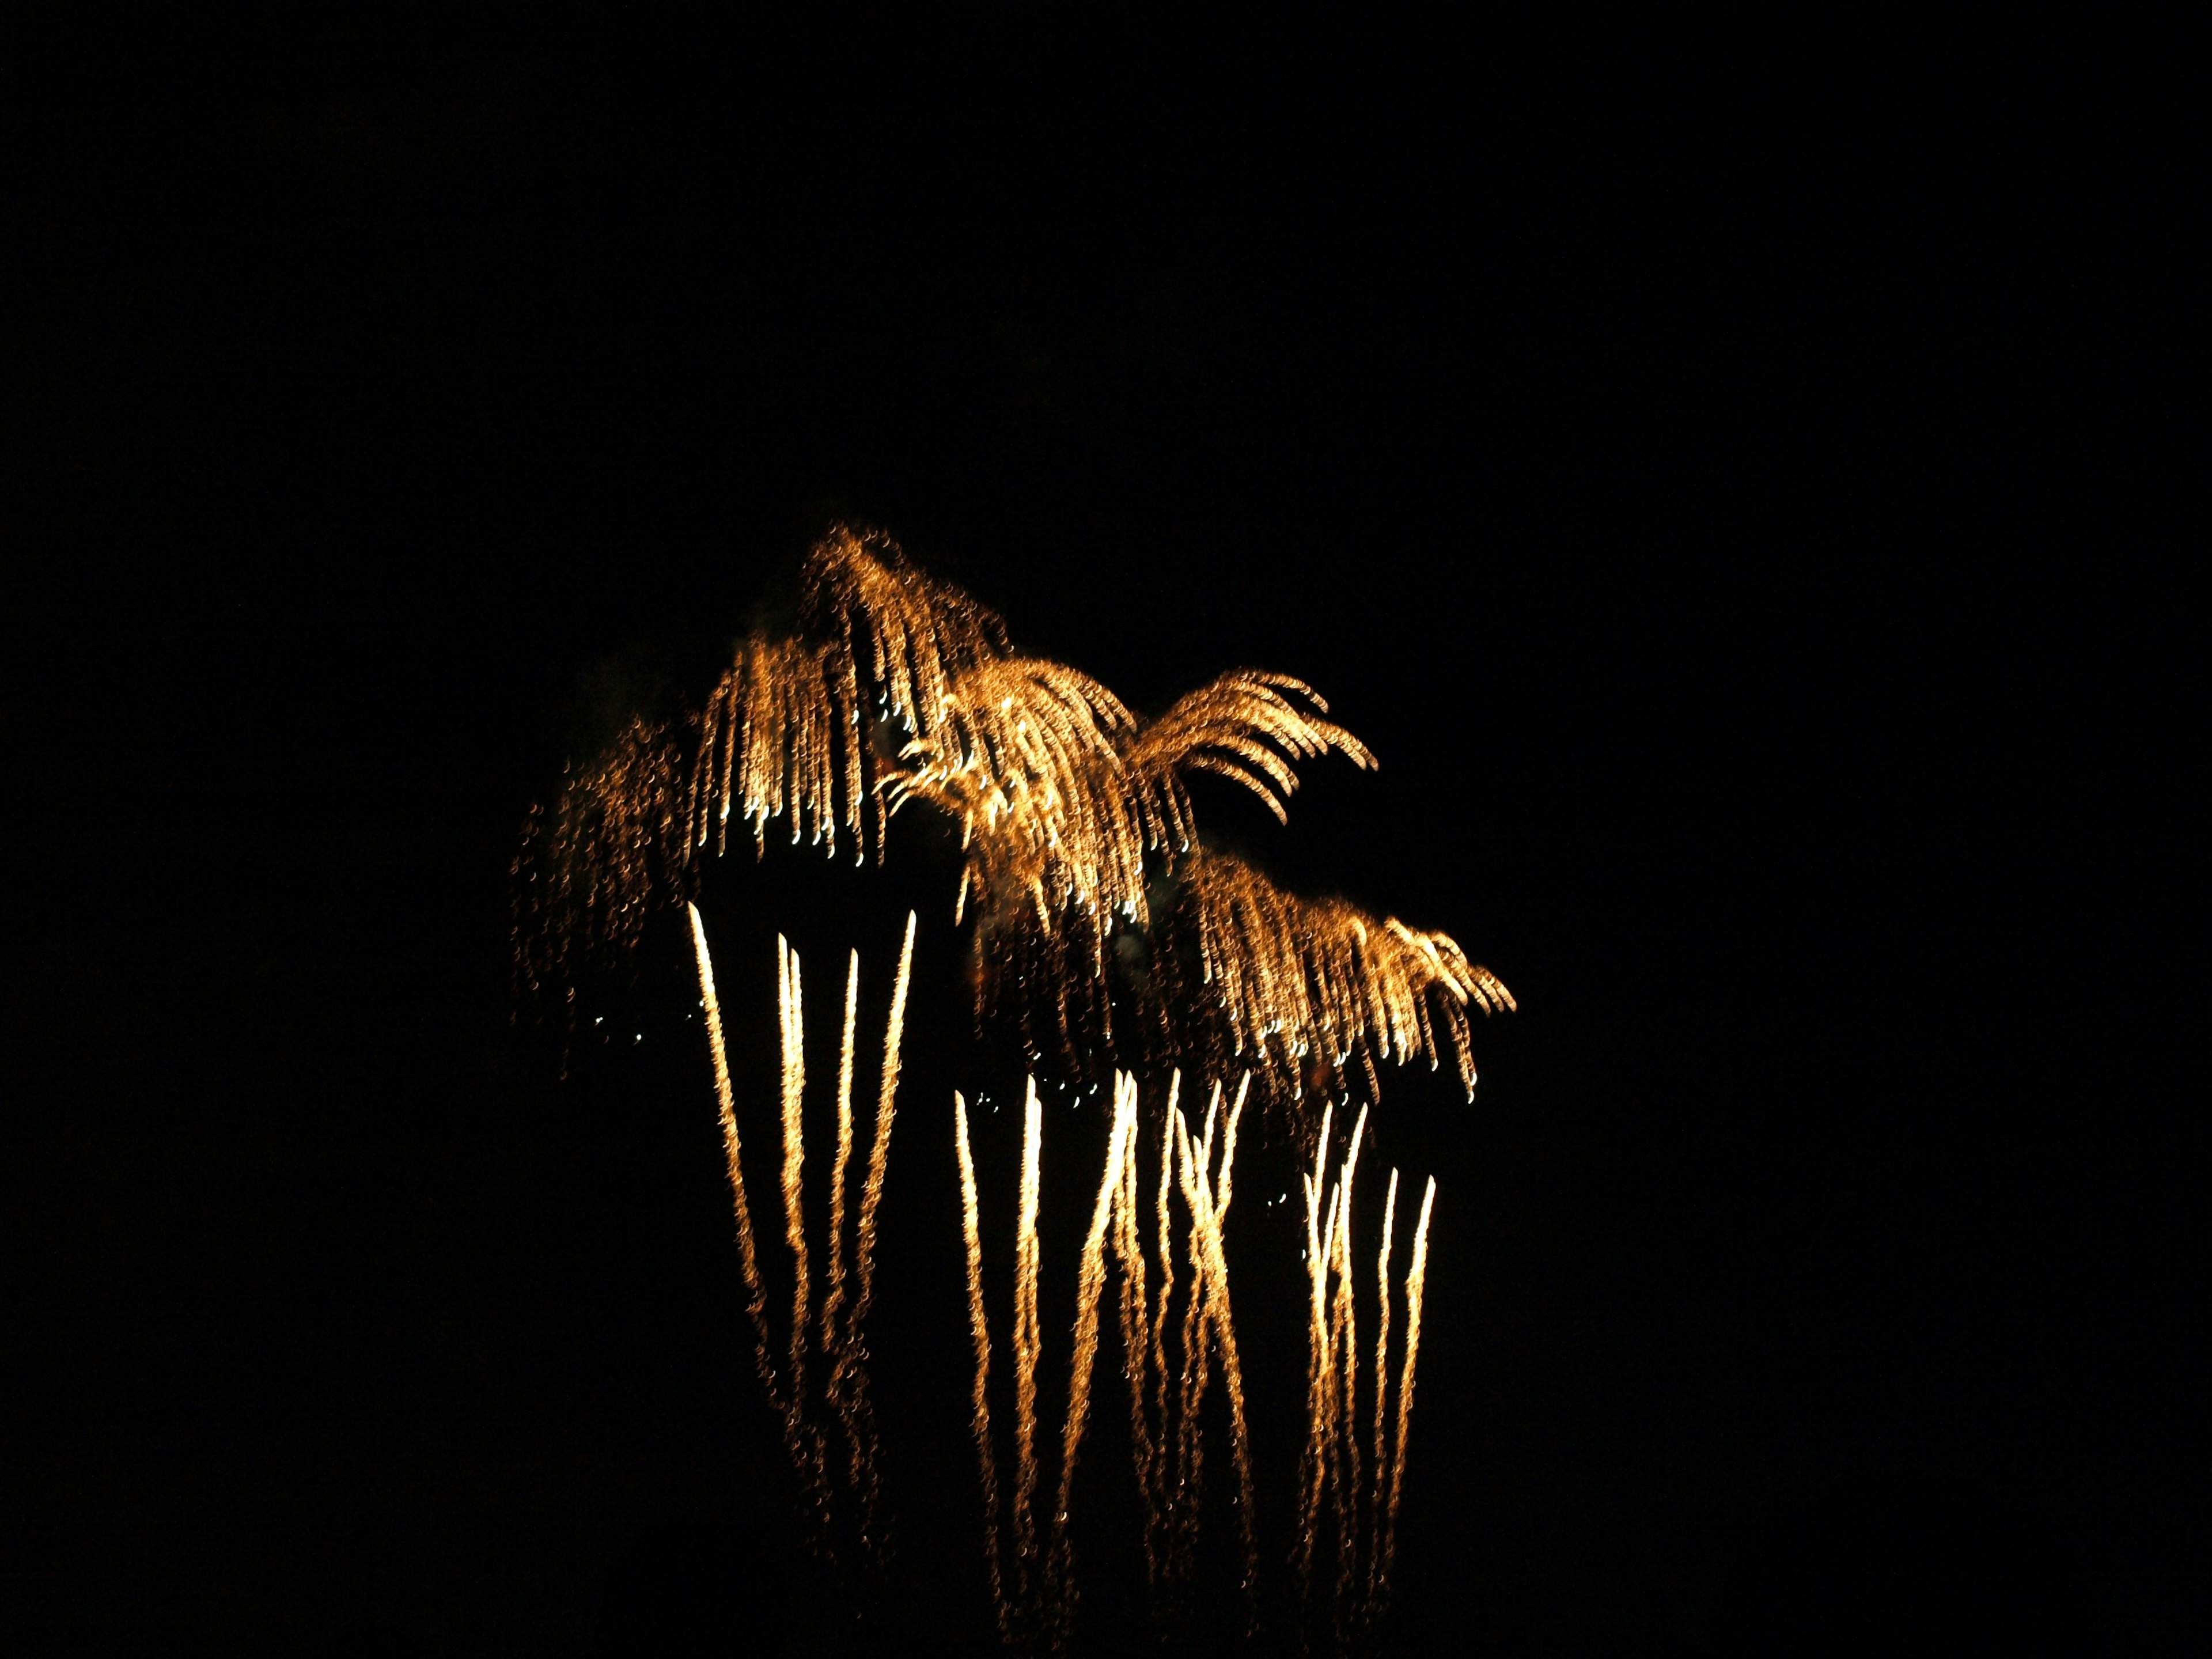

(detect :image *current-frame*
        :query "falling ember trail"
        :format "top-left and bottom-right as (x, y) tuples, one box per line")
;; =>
(1113, 1081), (1162, 1589)
(1332, 1107), (1369, 1624)
(1203, 1077), (1257, 1597)
(686, 905), (778, 1407)
(775, 938), (825, 1508)
(1295, 1102), (1334, 1597)
(1384, 1176), (1437, 1596)
(1012, 1079), (1044, 1597)
(953, 1093), (1011, 1643)
(839, 909), (916, 1539)
(1369, 1166), (1399, 1605)
(1047, 1075), (1135, 1630)
(821, 949), (862, 1493)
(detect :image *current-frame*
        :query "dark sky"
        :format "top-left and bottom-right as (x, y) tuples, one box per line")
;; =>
(6, 10), (2184, 1657)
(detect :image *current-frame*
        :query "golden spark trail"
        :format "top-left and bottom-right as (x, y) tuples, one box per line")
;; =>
(1383, 1175), (1437, 1596)
(686, 905), (779, 1409)
(1171, 1106), (1214, 1575)
(819, 949), (862, 1492)
(775, 937), (824, 1507)
(1320, 1170), (1351, 1611)
(1369, 1165), (1400, 1604)
(838, 909), (916, 1537)
(1294, 1102), (1334, 1596)
(1012, 1078), (1044, 1594)
(853, 911), (915, 1333)
(953, 1092), (1012, 1642)
(1187, 1075), (1256, 1596)
(1332, 1107), (1370, 1618)
(1113, 1081), (1163, 1587)
(1150, 1074), (1181, 1578)
(1047, 1074), (1136, 1620)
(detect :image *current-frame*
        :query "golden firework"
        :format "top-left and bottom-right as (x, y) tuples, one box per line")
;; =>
(687, 909), (917, 1551)
(1171, 848), (1514, 1104)
(1291, 1107), (1437, 1638)
(520, 526), (1509, 1117)
(525, 528), (1499, 1646)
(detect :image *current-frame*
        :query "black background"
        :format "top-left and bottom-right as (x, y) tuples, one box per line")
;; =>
(5, 8), (2187, 1656)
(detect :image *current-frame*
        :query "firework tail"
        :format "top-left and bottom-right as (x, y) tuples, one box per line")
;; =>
(953, 1092), (1012, 1643)
(838, 908), (916, 1540)
(1170, 1104), (1213, 1578)
(1012, 1078), (1044, 1604)
(820, 950), (863, 1497)
(1368, 1166), (1400, 1607)
(1183, 1075), (1257, 1603)
(852, 911), (916, 1329)
(1332, 1107), (1369, 1627)
(686, 905), (781, 1414)
(1294, 1102), (1334, 1599)
(1382, 1176), (1435, 1595)
(775, 937), (830, 1510)
(1113, 1078), (1164, 1588)
(1150, 1073), (1183, 1582)
(1046, 1073), (1137, 1634)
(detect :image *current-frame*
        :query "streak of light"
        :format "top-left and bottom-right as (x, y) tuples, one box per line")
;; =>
(1385, 1176), (1436, 1595)
(821, 949), (863, 1506)
(1012, 1078), (1044, 1596)
(777, 940), (813, 1411)
(1369, 1165), (1400, 1607)
(953, 1091), (1012, 1643)
(1047, 1073), (1137, 1629)
(685, 904), (778, 1408)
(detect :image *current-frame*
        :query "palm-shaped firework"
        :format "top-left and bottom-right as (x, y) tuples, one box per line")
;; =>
(515, 525), (1513, 1649)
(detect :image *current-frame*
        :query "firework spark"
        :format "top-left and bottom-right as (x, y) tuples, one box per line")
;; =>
(1368, 1165), (1399, 1605)
(1384, 1175), (1436, 1599)
(1113, 1082), (1164, 1587)
(687, 911), (915, 1550)
(819, 950), (863, 1508)
(516, 716), (685, 1025)
(1173, 1075), (1256, 1599)
(1174, 849), (1514, 1107)
(774, 937), (825, 1505)
(836, 908), (916, 1539)
(686, 904), (778, 1411)
(1289, 1104), (1438, 1638)
(953, 1090), (1011, 1642)
(1046, 1074), (1137, 1637)
(1012, 1079), (1044, 1596)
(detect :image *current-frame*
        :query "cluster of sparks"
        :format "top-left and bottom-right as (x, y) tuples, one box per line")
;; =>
(949, 1069), (1433, 1649)
(1295, 1103), (1435, 1642)
(955, 1070), (1267, 1649)
(687, 902), (915, 1551)
(516, 525), (1512, 1113)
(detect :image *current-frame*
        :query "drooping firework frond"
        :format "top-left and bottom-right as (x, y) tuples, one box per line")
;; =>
(691, 634), (856, 859)
(882, 657), (1156, 928)
(1162, 850), (1514, 1102)
(800, 523), (1011, 740)
(1126, 671), (1376, 839)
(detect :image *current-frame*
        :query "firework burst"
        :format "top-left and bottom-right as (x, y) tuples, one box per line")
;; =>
(523, 526), (1505, 1648)
(518, 526), (1509, 1116)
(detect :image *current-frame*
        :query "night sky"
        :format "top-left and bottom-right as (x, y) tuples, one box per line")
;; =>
(8, 10), (2183, 1657)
